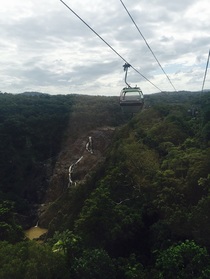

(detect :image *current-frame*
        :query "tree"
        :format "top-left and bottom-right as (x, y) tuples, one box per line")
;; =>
(115, 254), (147, 279)
(0, 241), (70, 279)
(71, 248), (115, 279)
(155, 240), (210, 279)
(0, 201), (24, 243)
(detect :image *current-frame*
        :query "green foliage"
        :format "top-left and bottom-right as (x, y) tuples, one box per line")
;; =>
(155, 240), (210, 279)
(115, 254), (147, 279)
(71, 248), (115, 279)
(0, 201), (24, 243)
(50, 229), (82, 262)
(75, 185), (115, 246)
(46, 92), (210, 276)
(0, 240), (69, 279)
(1, 91), (210, 277)
(49, 230), (115, 278)
(0, 94), (73, 206)
(189, 193), (210, 247)
(74, 164), (148, 257)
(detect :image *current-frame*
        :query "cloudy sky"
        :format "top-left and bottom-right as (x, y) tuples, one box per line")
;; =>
(1, 0), (210, 96)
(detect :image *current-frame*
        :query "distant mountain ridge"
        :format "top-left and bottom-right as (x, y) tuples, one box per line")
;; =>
(19, 91), (49, 96)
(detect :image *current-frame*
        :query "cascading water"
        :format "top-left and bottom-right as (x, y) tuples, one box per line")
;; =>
(68, 136), (94, 187)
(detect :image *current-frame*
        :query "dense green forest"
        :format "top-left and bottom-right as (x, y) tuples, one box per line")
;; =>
(0, 91), (210, 278)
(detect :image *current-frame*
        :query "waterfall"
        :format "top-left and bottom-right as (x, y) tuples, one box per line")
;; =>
(86, 136), (93, 154)
(68, 136), (94, 187)
(68, 156), (84, 187)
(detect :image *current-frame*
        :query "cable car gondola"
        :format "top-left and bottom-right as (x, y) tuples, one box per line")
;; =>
(120, 63), (144, 113)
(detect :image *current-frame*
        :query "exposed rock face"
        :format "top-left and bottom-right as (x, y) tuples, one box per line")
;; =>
(38, 126), (116, 226)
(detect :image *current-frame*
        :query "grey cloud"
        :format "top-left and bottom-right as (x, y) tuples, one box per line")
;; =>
(0, 0), (209, 95)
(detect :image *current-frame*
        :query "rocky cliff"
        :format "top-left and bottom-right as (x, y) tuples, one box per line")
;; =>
(38, 126), (116, 227)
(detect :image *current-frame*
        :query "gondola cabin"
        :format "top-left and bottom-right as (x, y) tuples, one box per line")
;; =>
(120, 86), (144, 113)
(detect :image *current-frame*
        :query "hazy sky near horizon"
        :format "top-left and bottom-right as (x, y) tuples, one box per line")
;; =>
(1, 0), (210, 96)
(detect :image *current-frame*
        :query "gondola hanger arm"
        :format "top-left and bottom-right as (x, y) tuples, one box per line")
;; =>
(123, 63), (131, 87)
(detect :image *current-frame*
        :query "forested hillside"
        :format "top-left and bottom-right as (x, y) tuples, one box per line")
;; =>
(0, 91), (210, 278)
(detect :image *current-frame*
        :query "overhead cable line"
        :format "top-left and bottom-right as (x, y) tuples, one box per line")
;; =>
(60, 0), (162, 92)
(201, 49), (210, 93)
(120, 0), (177, 92)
